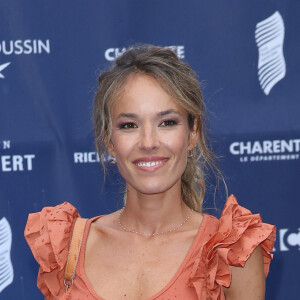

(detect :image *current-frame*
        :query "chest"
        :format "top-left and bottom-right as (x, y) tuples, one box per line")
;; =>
(84, 232), (196, 300)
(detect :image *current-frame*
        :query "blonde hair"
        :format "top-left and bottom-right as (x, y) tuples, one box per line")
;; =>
(93, 45), (223, 212)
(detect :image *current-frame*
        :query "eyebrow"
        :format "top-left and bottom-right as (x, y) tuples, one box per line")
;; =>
(116, 109), (181, 119)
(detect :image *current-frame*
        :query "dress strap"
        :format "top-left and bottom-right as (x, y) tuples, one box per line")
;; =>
(64, 217), (87, 291)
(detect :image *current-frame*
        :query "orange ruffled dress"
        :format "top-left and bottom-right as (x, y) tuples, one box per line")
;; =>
(24, 195), (276, 300)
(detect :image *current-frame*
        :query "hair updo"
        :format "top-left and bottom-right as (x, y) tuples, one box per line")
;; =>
(93, 45), (222, 212)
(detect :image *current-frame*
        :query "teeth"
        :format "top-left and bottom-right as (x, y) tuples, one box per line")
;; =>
(136, 161), (163, 167)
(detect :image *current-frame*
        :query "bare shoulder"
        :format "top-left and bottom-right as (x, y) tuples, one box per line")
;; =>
(223, 245), (265, 300)
(92, 210), (120, 227)
(190, 210), (204, 230)
(86, 211), (121, 246)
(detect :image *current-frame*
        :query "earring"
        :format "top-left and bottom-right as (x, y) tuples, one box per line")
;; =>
(188, 150), (193, 158)
(111, 157), (116, 164)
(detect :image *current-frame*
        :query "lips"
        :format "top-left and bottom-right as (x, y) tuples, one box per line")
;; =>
(133, 156), (169, 163)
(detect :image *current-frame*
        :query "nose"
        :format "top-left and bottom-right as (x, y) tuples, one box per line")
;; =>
(138, 125), (160, 151)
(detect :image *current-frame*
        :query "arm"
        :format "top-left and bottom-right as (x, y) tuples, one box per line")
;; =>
(222, 245), (266, 300)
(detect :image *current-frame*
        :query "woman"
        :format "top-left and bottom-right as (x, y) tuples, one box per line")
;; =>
(25, 45), (275, 299)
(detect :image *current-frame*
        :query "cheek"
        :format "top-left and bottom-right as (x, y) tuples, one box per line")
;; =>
(111, 133), (134, 160)
(165, 129), (190, 151)
(163, 131), (190, 168)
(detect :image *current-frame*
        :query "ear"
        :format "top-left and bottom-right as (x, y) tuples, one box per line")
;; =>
(188, 119), (199, 150)
(106, 140), (115, 158)
(102, 132), (116, 158)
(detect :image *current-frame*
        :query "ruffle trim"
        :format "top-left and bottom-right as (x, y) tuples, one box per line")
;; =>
(187, 194), (276, 300)
(25, 202), (79, 298)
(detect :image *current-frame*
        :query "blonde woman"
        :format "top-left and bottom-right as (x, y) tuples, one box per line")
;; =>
(25, 45), (275, 300)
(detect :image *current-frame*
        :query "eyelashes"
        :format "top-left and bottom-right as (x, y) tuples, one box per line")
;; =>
(119, 122), (137, 129)
(118, 119), (178, 129)
(160, 120), (178, 126)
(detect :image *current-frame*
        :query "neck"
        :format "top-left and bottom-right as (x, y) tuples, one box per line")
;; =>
(120, 183), (191, 235)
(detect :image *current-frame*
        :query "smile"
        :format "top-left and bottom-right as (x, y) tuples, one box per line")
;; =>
(136, 161), (163, 167)
(133, 158), (168, 172)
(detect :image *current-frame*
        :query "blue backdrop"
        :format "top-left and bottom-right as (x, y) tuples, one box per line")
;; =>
(0, 1), (299, 299)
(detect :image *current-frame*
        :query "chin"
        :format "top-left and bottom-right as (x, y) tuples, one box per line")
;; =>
(130, 180), (179, 196)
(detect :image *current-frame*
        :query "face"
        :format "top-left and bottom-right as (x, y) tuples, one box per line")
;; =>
(108, 74), (198, 197)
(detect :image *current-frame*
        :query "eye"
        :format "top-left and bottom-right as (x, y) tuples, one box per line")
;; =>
(160, 119), (178, 127)
(119, 122), (137, 129)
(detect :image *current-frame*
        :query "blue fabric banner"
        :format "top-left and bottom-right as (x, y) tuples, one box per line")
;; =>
(0, 1), (299, 299)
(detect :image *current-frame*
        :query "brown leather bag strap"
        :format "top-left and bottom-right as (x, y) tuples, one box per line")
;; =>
(64, 217), (87, 291)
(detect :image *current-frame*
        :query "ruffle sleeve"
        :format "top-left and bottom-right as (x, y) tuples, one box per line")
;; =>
(187, 194), (276, 300)
(24, 202), (80, 299)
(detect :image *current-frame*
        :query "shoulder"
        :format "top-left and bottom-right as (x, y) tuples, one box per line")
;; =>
(85, 210), (122, 256)
(187, 194), (276, 300)
(24, 202), (80, 298)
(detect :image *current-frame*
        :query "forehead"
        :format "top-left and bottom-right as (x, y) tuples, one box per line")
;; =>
(111, 74), (186, 117)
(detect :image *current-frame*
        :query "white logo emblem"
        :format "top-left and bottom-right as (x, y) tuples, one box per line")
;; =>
(0, 62), (10, 79)
(255, 11), (286, 95)
(273, 228), (300, 252)
(0, 217), (14, 293)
